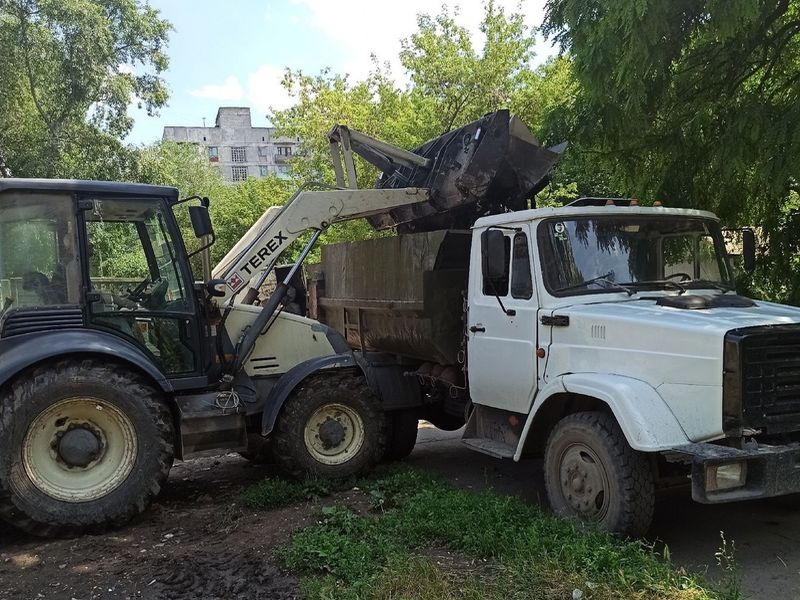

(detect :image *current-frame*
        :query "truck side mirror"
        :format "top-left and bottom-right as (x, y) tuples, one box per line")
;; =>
(189, 205), (214, 238)
(481, 229), (506, 282)
(742, 228), (756, 273)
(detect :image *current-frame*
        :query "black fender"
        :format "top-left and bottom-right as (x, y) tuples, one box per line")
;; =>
(0, 329), (172, 392)
(261, 352), (358, 436)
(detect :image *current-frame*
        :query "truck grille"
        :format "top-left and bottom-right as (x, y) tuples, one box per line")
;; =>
(725, 325), (800, 434)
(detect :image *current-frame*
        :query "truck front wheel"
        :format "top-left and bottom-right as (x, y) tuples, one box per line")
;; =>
(544, 411), (654, 538)
(0, 359), (174, 536)
(273, 371), (385, 479)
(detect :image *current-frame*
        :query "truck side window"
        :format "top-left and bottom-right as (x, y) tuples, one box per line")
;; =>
(511, 233), (533, 299)
(482, 235), (510, 296)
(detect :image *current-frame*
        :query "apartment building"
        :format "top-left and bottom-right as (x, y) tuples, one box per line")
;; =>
(162, 107), (299, 182)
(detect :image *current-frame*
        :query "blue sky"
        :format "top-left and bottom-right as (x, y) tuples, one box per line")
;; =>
(127, 0), (554, 145)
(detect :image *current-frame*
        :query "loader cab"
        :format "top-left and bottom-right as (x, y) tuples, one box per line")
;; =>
(0, 180), (215, 384)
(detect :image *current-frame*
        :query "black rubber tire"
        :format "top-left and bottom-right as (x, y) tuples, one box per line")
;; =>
(543, 411), (654, 538)
(0, 359), (174, 537)
(272, 370), (385, 479)
(383, 409), (419, 462)
(239, 435), (274, 465)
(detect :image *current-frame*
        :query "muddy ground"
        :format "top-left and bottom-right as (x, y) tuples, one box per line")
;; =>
(0, 456), (313, 600)
(2, 424), (799, 599)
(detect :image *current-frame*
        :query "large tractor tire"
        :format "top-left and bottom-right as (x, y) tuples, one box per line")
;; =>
(383, 410), (419, 462)
(543, 411), (654, 538)
(0, 359), (174, 537)
(273, 370), (385, 479)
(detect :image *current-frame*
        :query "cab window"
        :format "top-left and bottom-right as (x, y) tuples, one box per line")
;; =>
(83, 197), (195, 375)
(0, 192), (80, 312)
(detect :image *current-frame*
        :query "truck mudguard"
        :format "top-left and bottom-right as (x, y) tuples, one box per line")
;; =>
(0, 329), (172, 392)
(516, 373), (691, 459)
(260, 352), (359, 436)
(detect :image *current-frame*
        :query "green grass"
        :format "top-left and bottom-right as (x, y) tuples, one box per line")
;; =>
(248, 468), (740, 600)
(240, 475), (334, 510)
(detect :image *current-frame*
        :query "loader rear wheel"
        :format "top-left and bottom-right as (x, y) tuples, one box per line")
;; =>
(0, 360), (174, 536)
(383, 410), (419, 461)
(543, 411), (654, 538)
(273, 371), (385, 479)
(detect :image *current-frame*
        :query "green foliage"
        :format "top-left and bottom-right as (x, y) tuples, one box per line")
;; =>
(241, 476), (333, 510)
(0, 0), (171, 179)
(543, 0), (800, 302)
(279, 468), (733, 600)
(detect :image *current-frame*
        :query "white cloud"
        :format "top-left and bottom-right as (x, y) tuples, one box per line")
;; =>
(188, 76), (245, 101)
(246, 65), (294, 118)
(293, 0), (551, 80)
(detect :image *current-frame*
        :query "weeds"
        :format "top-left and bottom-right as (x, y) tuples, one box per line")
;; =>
(271, 467), (739, 600)
(240, 475), (335, 510)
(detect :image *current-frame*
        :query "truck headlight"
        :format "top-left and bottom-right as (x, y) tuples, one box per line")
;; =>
(705, 461), (747, 491)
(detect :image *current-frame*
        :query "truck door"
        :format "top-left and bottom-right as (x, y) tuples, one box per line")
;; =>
(467, 226), (538, 413)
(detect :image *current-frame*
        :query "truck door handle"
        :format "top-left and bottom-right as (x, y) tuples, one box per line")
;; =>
(469, 325), (485, 333)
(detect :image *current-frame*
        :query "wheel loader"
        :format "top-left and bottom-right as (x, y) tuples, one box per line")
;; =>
(0, 110), (561, 535)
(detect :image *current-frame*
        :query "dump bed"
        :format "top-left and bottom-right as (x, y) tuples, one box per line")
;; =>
(314, 231), (471, 365)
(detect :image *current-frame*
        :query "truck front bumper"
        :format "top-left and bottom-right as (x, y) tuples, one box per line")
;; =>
(668, 442), (800, 503)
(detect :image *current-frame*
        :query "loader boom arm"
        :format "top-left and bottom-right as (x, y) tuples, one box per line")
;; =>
(212, 187), (429, 302)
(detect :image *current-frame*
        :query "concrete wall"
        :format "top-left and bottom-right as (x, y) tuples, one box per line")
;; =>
(162, 107), (299, 182)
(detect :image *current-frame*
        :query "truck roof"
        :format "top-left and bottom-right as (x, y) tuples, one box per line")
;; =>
(473, 204), (719, 228)
(0, 178), (179, 199)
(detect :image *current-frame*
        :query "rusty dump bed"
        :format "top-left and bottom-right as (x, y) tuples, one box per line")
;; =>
(314, 231), (471, 365)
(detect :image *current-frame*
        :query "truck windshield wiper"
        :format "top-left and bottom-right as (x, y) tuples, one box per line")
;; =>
(682, 279), (735, 292)
(621, 279), (687, 295)
(556, 273), (634, 296)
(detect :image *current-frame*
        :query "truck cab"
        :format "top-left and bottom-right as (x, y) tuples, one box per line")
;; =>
(465, 199), (800, 535)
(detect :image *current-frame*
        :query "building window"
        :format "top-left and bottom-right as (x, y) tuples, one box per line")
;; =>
(276, 165), (290, 179)
(259, 165), (269, 177)
(231, 166), (248, 182)
(207, 146), (219, 162)
(231, 147), (246, 163)
(276, 146), (293, 157)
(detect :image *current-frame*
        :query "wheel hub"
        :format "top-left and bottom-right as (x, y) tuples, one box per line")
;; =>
(318, 417), (346, 449)
(559, 444), (609, 521)
(57, 427), (103, 468)
(303, 403), (366, 466)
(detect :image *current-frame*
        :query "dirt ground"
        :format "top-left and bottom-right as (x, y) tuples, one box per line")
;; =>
(2, 425), (799, 599)
(0, 456), (313, 600)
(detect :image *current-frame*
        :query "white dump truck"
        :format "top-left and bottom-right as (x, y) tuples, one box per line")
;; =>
(314, 196), (800, 537)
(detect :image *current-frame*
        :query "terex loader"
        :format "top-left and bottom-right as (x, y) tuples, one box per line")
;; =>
(0, 110), (561, 535)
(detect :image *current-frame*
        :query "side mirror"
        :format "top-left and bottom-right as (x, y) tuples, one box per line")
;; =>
(742, 228), (756, 273)
(206, 278), (227, 297)
(189, 205), (214, 239)
(481, 229), (506, 283)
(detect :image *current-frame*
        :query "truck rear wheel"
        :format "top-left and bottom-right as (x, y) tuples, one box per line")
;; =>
(273, 371), (385, 479)
(0, 359), (174, 536)
(383, 410), (419, 461)
(543, 411), (654, 538)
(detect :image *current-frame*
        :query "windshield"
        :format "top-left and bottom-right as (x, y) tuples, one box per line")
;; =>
(539, 216), (734, 296)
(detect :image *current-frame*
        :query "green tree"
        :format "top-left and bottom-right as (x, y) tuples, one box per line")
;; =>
(543, 0), (800, 301)
(0, 0), (171, 179)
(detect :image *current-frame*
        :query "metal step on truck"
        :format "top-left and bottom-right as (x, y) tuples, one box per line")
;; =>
(311, 118), (800, 538)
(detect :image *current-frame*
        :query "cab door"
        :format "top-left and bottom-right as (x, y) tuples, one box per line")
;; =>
(79, 196), (201, 376)
(466, 225), (538, 414)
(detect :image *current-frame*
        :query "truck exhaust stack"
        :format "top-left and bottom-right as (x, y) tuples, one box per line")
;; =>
(329, 109), (566, 233)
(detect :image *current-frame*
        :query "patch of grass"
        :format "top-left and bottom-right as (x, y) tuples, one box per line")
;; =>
(241, 475), (334, 510)
(278, 467), (741, 600)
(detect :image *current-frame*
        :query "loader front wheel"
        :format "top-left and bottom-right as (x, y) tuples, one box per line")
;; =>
(273, 371), (385, 479)
(0, 360), (174, 536)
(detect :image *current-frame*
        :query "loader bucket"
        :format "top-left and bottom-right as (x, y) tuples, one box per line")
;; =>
(367, 110), (565, 232)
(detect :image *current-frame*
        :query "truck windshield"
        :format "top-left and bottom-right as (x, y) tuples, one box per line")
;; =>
(539, 216), (734, 296)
